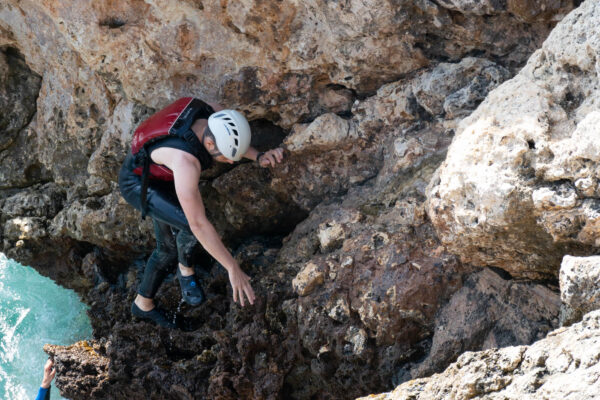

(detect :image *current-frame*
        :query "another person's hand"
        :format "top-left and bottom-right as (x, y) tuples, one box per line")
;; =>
(258, 148), (284, 168)
(41, 358), (56, 389)
(227, 265), (255, 307)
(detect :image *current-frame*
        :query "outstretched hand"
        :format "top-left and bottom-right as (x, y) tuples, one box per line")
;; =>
(41, 358), (56, 389)
(258, 148), (284, 168)
(228, 265), (255, 307)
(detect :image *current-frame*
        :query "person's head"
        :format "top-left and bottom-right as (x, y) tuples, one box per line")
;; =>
(202, 110), (251, 164)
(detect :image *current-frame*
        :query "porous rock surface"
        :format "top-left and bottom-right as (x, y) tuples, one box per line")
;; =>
(427, 0), (600, 280)
(559, 255), (600, 325)
(0, 0), (585, 399)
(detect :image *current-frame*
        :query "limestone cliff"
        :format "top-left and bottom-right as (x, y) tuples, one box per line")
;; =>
(0, 0), (589, 399)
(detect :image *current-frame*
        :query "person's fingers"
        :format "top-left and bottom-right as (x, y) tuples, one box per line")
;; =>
(243, 280), (255, 304)
(275, 148), (283, 162)
(262, 154), (273, 167)
(233, 286), (238, 304)
(239, 287), (245, 307)
(44, 359), (53, 372)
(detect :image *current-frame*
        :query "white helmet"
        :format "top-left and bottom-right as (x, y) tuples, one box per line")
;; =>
(207, 110), (251, 161)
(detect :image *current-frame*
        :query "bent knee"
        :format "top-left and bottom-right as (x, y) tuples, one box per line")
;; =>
(149, 249), (178, 271)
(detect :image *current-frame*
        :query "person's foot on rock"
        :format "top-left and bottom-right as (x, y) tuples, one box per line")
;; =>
(131, 302), (176, 329)
(177, 268), (206, 306)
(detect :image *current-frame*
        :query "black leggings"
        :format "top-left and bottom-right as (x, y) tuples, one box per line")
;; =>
(119, 153), (198, 298)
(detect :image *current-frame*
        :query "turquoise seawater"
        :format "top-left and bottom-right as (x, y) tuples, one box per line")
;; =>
(0, 254), (93, 400)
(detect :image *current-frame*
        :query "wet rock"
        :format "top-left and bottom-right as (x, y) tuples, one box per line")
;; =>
(44, 341), (110, 399)
(560, 255), (600, 326)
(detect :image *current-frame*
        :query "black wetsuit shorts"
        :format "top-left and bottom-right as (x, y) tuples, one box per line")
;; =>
(118, 152), (198, 298)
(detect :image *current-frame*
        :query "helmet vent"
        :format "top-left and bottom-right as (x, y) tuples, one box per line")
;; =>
(208, 109), (250, 161)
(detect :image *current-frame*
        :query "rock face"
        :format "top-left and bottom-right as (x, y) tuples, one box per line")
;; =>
(405, 268), (560, 381)
(359, 309), (600, 400)
(559, 255), (600, 326)
(44, 341), (110, 399)
(427, 0), (600, 280)
(363, 252), (600, 399)
(0, 0), (586, 399)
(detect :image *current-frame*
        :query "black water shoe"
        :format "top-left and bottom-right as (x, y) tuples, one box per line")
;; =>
(177, 268), (206, 306)
(131, 302), (176, 329)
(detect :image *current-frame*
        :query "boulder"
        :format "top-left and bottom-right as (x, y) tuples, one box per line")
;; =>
(427, 1), (600, 279)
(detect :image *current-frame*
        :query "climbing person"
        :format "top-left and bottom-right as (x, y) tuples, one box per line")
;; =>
(34, 358), (55, 400)
(118, 97), (284, 328)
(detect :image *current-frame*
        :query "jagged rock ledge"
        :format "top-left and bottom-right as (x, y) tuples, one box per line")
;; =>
(359, 254), (600, 400)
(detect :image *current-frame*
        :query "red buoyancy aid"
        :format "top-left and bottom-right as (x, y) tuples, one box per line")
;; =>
(132, 97), (214, 180)
(130, 97), (214, 218)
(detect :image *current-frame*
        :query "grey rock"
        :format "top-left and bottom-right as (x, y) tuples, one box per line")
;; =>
(410, 268), (560, 380)
(360, 309), (600, 400)
(560, 255), (600, 326)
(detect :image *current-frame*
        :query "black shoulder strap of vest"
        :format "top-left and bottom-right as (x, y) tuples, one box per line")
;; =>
(170, 99), (215, 136)
(139, 146), (151, 219)
(137, 98), (215, 220)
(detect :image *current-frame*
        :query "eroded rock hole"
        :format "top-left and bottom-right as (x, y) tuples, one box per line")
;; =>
(24, 164), (42, 182)
(561, 91), (584, 114)
(99, 17), (127, 29)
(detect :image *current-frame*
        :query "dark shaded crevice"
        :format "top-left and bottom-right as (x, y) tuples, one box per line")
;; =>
(489, 266), (514, 280)
(99, 18), (127, 29)
(0, 46), (47, 189)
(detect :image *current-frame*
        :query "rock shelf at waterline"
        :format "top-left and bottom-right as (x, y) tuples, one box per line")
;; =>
(0, 254), (92, 400)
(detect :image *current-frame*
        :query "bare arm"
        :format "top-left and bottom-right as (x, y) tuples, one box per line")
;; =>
(157, 149), (255, 306)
